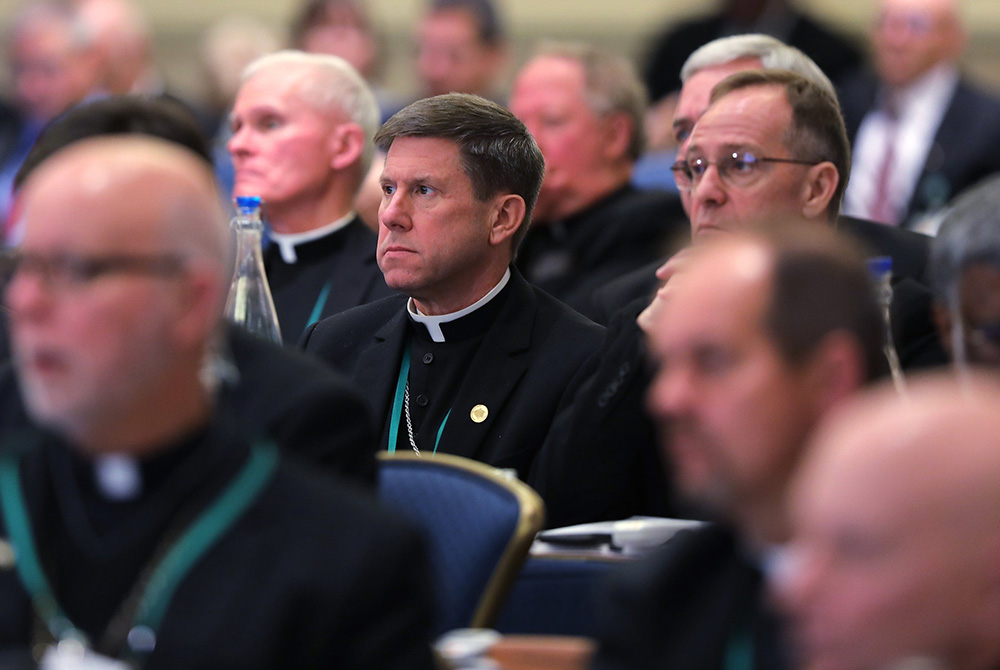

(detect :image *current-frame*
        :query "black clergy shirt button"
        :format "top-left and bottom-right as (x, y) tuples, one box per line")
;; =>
(422, 353), (434, 364)
(416, 394), (429, 407)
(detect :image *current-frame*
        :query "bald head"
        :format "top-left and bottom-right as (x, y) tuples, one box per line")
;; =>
(8, 136), (231, 454)
(645, 224), (878, 542)
(781, 373), (1000, 670)
(21, 136), (229, 276)
(874, 0), (964, 89)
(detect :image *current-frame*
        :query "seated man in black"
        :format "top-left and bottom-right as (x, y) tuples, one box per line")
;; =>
(0, 96), (379, 486)
(593, 223), (885, 670)
(509, 43), (686, 320)
(303, 93), (604, 480)
(0, 136), (433, 669)
(229, 50), (394, 343)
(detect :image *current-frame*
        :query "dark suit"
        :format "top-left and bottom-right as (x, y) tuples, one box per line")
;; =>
(590, 216), (946, 370)
(530, 296), (685, 528)
(264, 215), (394, 344)
(0, 326), (379, 487)
(593, 524), (792, 670)
(516, 185), (686, 320)
(643, 10), (862, 102)
(0, 406), (435, 670)
(302, 269), (605, 480)
(224, 327), (379, 484)
(593, 215), (932, 322)
(840, 73), (1000, 228)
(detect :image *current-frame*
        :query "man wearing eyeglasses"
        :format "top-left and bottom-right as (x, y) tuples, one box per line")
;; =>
(0, 136), (435, 669)
(839, 0), (1000, 231)
(679, 69), (843, 239)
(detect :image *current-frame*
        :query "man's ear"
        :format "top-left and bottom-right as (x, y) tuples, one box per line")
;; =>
(803, 330), (866, 412)
(488, 194), (526, 247)
(328, 122), (366, 171)
(801, 162), (839, 220)
(172, 264), (227, 349)
(932, 300), (955, 358)
(601, 112), (633, 162)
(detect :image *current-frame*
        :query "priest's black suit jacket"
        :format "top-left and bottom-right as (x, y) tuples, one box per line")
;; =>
(301, 269), (605, 480)
(0, 406), (434, 670)
(593, 524), (792, 670)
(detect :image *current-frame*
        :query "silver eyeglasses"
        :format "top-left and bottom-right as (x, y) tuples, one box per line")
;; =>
(671, 149), (821, 191)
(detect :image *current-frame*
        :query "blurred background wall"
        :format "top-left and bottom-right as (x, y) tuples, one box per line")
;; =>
(3, 0), (1000, 106)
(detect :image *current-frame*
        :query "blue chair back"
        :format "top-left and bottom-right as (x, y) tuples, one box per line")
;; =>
(377, 452), (545, 635)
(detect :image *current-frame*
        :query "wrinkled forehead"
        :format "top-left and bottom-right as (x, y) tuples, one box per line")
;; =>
(687, 84), (791, 154)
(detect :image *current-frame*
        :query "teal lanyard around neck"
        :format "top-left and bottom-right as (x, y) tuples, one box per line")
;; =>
(0, 439), (279, 652)
(724, 622), (754, 670)
(387, 341), (451, 455)
(306, 279), (333, 329)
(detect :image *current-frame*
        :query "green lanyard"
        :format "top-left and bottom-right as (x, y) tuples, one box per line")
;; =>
(724, 622), (754, 670)
(306, 279), (334, 330)
(387, 342), (451, 455)
(0, 438), (278, 653)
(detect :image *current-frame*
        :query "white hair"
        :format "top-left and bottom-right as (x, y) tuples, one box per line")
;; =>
(680, 34), (836, 99)
(242, 49), (380, 172)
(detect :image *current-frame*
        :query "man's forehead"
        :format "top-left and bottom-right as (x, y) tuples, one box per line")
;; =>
(880, 0), (956, 19)
(689, 84), (790, 148)
(657, 243), (773, 338)
(382, 136), (464, 175)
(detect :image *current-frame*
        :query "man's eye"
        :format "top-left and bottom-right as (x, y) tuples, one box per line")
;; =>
(689, 158), (708, 176)
(416, 185), (433, 195)
(382, 184), (396, 196)
(259, 116), (282, 130)
(674, 128), (691, 143)
(731, 152), (758, 173)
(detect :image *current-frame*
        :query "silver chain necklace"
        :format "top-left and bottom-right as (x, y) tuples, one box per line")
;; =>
(402, 381), (421, 456)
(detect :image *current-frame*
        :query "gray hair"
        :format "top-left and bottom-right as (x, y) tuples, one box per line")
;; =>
(929, 175), (1000, 369)
(242, 50), (379, 173)
(680, 34), (836, 99)
(532, 42), (648, 160)
(930, 175), (1000, 299)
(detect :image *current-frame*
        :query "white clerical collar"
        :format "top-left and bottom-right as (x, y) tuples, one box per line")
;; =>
(270, 212), (355, 264)
(407, 268), (511, 343)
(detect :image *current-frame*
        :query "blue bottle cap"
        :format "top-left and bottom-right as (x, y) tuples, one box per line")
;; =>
(866, 256), (893, 277)
(235, 195), (262, 213)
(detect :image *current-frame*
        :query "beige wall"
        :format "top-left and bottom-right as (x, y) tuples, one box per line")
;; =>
(3, 0), (1000, 103)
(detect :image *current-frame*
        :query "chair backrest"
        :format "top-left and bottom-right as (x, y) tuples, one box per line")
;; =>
(377, 452), (545, 635)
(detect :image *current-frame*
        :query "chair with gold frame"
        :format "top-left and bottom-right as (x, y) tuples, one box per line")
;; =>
(376, 452), (545, 635)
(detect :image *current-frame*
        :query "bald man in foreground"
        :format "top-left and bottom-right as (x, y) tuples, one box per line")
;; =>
(778, 374), (1000, 670)
(0, 137), (433, 669)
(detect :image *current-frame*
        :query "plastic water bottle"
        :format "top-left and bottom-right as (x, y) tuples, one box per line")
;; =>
(224, 196), (282, 344)
(867, 256), (906, 394)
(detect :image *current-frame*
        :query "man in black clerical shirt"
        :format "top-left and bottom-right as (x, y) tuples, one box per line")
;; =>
(593, 223), (885, 670)
(0, 95), (380, 487)
(0, 136), (433, 669)
(229, 50), (394, 343)
(302, 93), (604, 480)
(508, 43), (686, 319)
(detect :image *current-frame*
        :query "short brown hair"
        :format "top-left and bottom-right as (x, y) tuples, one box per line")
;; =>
(711, 69), (851, 221)
(375, 93), (545, 255)
(753, 221), (885, 382)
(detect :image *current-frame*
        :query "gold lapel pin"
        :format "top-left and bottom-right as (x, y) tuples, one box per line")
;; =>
(470, 404), (489, 423)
